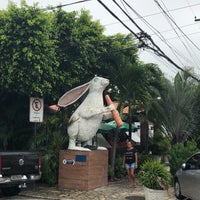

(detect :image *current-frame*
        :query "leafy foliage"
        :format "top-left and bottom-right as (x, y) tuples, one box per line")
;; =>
(191, 85), (200, 147)
(0, 4), (108, 150)
(52, 9), (106, 94)
(0, 3), (58, 98)
(168, 140), (199, 175)
(149, 130), (171, 155)
(0, 93), (33, 150)
(31, 112), (68, 185)
(114, 155), (126, 178)
(160, 71), (197, 144)
(108, 155), (126, 180)
(138, 160), (171, 190)
(1, 2), (199, 186)
(108, 164), (114, 180)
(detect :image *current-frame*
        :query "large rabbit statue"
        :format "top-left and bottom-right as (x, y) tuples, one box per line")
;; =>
(58, 76), (114, 151)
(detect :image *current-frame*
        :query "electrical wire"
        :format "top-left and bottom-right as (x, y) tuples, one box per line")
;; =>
(145, 49), (178, 75)
(121, 0), (200, 77)
(121, 0), (200, 68)
(97, 0), (200, 81)
(103, 0), (200, 69)
(112, 1), (185, 66)
(155, 30), (200, 42)
(156, 0), (200, 69)
(104, 2), (200, 27)
(155, 0), (200, 68)
(120, 0), (187, 72)
(110, 1), (200, 69)
(42, 0), (92, 11)
(186, 0), (197, 18)
(39, 0), (200, 81)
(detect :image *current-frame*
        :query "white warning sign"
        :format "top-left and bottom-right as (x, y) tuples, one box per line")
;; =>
(29, 97), (44, 122)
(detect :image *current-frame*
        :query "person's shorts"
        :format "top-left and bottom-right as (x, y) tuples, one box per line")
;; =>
(125, 163), (135, 170)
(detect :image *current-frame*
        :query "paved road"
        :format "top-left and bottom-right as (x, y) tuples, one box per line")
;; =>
(0, 178), (177, 200)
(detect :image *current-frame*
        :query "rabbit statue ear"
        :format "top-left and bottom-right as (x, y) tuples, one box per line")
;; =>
(58, 82), (90, 107)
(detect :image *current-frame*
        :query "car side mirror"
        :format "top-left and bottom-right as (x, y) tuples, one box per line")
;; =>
(181, 163), (186, 170)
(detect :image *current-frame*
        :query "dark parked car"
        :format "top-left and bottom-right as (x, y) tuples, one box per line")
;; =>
(0, 151), (41, 196)
(174, 152), (200, 200)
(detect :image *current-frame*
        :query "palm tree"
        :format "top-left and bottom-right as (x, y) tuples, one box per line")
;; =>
(160, 70), (196, 144)
(97, 33), (165, 177)
(102, 52), (165, 177)
(192, 85), (200, 146)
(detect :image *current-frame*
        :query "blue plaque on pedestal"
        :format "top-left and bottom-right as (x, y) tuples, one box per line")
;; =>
(75, 155), (87, 162)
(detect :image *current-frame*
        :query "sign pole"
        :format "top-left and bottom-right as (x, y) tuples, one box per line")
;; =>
(33, 123), (37, 191)
(29, 97), (44, 150)
(34, 122), (37, 149)
(29, 97), (44, 191)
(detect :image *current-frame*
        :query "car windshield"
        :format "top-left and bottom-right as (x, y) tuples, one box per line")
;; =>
(186, 154), (200, 170)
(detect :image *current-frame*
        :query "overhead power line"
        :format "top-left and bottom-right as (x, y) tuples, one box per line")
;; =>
(97, 0), (200, 82)
(104, 2), (200, 27)
(120, 0), (186, 72)
(42, 0), (92, 11)
(154, 0), (200, 70)
(121, 0), (200, 72)
(155, 0), (200, 70)
(113, 0), (200, 81)
(155, 0), (200, 52)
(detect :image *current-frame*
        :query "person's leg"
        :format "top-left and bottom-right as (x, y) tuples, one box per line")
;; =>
(130, 168), (136, 187)
(127, 169), (132, 188)
(125, 164), (132, 188)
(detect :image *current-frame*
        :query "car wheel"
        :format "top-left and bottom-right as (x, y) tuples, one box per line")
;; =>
(174, 179), (184, 199)
(1, 186), (21, 196)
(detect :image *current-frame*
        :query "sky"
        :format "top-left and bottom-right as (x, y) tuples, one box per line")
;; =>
(1, 0), (200, 81)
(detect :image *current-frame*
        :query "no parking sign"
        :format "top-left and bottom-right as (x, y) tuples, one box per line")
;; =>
(29, 97), (44, 122)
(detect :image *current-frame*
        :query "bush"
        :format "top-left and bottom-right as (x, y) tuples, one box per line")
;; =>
(108, 164), (114, 179)
(149, 130), (171, 155)
(34, 112), (68, 185)
(168, 140), (199, 175)
(138, 159), (171, 190)
(41, 151), (58, 185)
(136, 152), (153, 173)
(114, 155), (126, 178)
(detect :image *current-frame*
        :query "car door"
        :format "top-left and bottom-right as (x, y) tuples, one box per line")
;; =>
(181, 153), (200, 200)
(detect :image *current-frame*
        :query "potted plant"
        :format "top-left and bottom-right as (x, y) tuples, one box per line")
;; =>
(138, 159), (171, 200)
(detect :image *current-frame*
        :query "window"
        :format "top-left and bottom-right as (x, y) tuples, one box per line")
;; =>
(186, 154), (200, 170)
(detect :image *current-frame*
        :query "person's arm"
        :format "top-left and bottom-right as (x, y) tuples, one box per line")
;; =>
(122, 154), (125, 168)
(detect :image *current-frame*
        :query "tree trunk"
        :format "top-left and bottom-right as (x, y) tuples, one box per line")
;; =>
(140, 120), (149, 153)
(110, 127), (119, 180)
(128, 101), (132, 140)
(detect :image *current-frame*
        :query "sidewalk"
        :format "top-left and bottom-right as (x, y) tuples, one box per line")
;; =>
(20, 178), (177, 200)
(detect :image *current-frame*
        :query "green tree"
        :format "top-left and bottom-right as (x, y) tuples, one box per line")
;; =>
(0, 92), (32, 150)
(0, 2), (58, 99)
(0, 3), (172, 183)
(0, 2), (58, 149)
(191, 84), (200, 147)
(52, 9), (106, 94)
(0, 5), (106, 149)
(160, 70), (196, 144)
(98, 34), (165, 177)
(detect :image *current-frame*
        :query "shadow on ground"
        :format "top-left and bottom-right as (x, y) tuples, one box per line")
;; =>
(125, 196), (145, 200)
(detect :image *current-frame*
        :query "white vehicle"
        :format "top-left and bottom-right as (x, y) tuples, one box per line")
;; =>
(174, 152), (200, 200)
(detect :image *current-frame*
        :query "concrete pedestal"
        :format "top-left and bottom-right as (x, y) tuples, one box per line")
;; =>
(58, 149), (108, 190)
